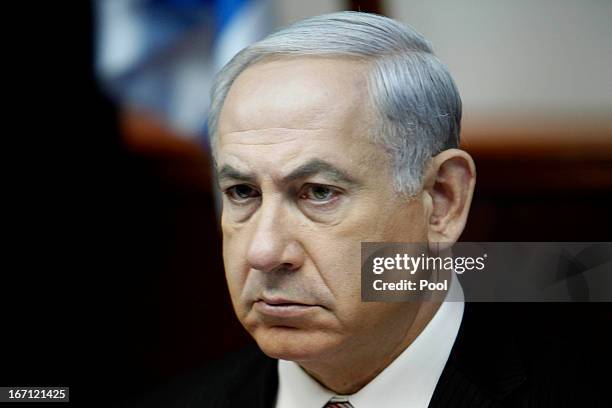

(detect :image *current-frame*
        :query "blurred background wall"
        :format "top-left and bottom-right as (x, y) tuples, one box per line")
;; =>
(4, 1), (610, 407)
(389, 0), (612, 119)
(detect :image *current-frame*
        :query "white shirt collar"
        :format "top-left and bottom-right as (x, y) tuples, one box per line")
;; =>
(276, 275), (464, 408)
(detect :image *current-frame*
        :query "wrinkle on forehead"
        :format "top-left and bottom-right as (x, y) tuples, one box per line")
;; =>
(219, 128), (328, 149)
(217, 126), (388, 181)
(217, 57), (371, 137)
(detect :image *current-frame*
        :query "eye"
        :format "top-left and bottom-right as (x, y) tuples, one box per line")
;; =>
(225, 184), (260, 203)
(300, 184), (339, 203)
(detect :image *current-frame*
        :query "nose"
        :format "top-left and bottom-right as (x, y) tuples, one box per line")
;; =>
(246, 198), (304, 273)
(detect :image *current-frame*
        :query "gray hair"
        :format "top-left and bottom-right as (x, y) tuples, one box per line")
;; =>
(208, 11), (461, 195)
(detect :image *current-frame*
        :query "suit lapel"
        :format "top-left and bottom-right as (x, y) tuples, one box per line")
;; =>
(428, 303), (527, 408)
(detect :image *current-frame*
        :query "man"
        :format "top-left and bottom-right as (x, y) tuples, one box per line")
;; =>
(140, 12), (604, 408)
(209, 10), (473, 407)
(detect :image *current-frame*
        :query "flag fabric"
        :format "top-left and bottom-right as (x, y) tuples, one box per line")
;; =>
(95, 0), (275, 140)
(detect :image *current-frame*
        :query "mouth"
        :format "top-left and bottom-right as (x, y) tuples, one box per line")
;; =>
(254, 296), (319, 318)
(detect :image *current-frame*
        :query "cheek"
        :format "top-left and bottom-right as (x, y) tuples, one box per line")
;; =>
(222, 226), (249, 306)
(306, 235), (362, 302)
(304, 200), (427, 315)
(397, 205), (429, 242)
(366, 197), (429, 242)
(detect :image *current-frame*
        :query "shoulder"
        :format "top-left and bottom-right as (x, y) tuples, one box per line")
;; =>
(127, 343), (278, 408)
(433, 303), (609, 407)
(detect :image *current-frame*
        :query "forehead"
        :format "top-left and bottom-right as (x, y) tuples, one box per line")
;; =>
(214, 57), (390, 182)
(217, 56), (372, 139)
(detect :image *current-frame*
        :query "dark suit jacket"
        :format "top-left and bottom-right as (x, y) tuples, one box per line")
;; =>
(133, 303), (607, 407)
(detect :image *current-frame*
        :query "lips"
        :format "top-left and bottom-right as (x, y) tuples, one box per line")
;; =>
(254, 296), (318, 318)
(259, 296), (312, 306)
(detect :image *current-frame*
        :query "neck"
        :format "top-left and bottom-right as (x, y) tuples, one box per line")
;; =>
(298, 300), (442, 394)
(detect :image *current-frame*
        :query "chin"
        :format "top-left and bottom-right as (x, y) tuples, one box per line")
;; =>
(251, 325), (340, 363)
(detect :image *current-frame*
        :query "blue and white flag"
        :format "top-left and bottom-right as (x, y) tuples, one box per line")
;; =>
(95, 0), (275, 140)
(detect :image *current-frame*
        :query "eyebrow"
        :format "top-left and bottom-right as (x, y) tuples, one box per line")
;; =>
(216, 159), (359, 187)
(283, 159), (359, 186)
(217, 165), (257, 185)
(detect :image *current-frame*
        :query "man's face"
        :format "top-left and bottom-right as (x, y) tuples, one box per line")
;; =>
(215, 57), (429, 363)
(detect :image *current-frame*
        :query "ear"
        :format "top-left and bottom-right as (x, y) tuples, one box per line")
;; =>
(422, 149), (476, 245)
